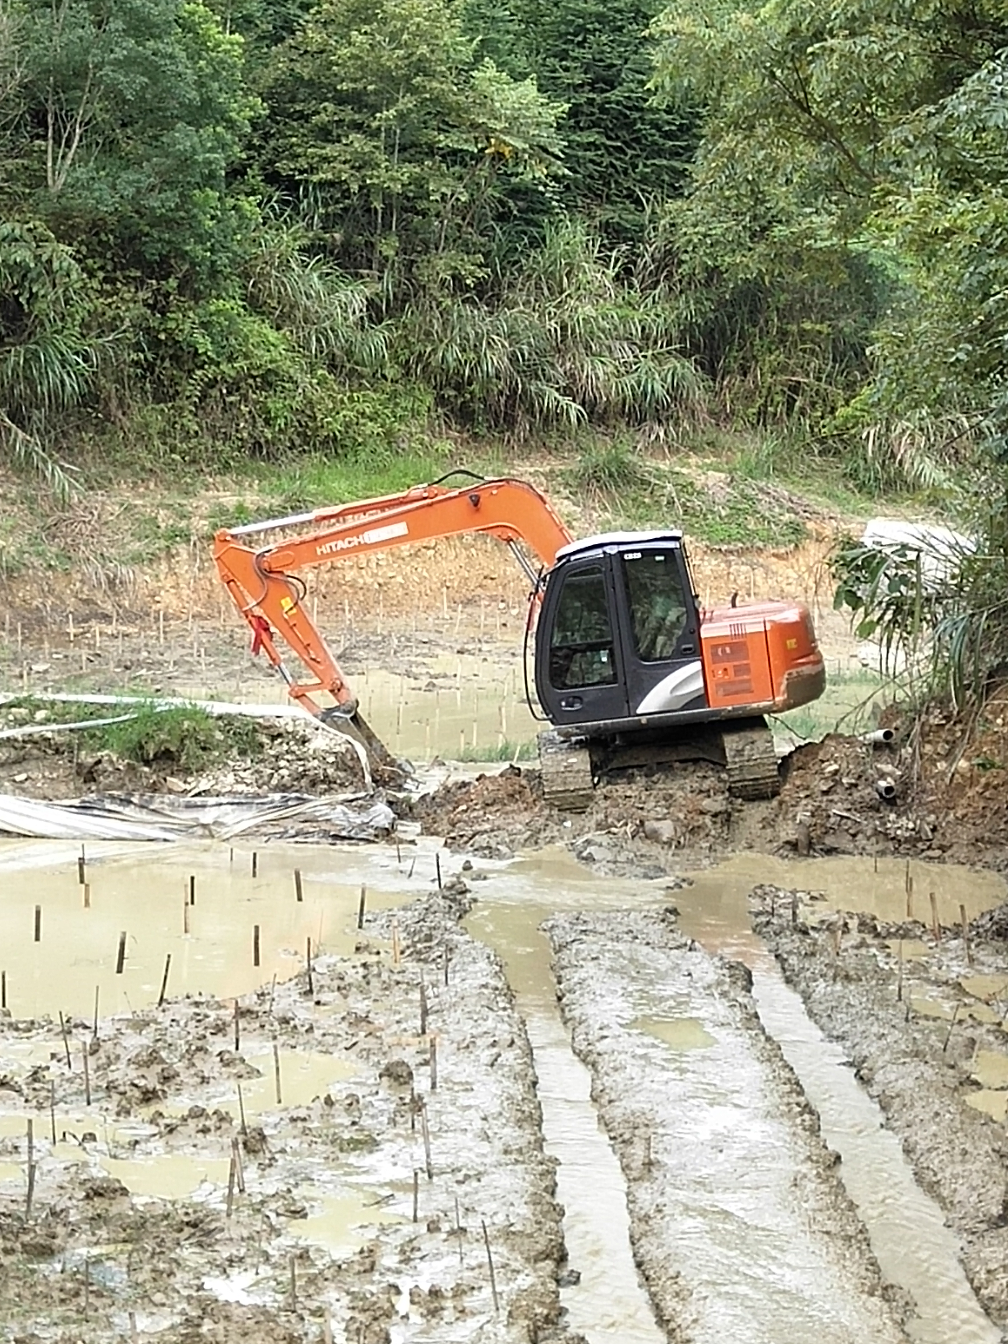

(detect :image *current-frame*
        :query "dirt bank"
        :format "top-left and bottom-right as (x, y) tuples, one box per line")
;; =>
(0, 703), (366, 804)
(753, 886), (1008, 1333)
(415, 706), (1008, 875)
(0, 889), (582, 1343)
(546, 910), (910, 1344)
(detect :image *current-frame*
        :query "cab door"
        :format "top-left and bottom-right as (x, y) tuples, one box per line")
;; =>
(614, 545), (708, 716)
(535, 558), (629, 725)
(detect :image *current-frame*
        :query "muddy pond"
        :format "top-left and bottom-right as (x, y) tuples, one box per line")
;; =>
(0, 831), (1004, 1343)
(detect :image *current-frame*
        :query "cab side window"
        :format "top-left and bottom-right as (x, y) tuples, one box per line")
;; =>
(623, 551), (688, 662)
(549, 566), (617, 689)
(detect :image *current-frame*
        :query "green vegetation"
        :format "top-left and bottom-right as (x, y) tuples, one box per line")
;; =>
(773, 669), (890, 747)
(458, 738), (537, 763)
(4, 0), (1008, 715)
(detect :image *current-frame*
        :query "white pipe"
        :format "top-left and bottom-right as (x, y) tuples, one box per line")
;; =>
(861, 728), (896, 746)
(874, 778), (897, 801)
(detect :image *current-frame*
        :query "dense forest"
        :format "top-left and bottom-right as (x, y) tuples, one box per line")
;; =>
(1, 0), (1006, 516)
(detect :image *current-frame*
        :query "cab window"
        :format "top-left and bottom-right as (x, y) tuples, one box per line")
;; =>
(623, 551), (688, 662)
(549, 566), (617, 689)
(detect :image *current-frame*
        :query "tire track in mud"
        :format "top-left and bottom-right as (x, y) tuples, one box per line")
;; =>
(753, 887), (1008, 1339)
(547, 909), (911, 1344)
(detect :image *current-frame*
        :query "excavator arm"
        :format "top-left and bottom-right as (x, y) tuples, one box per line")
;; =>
(212, 476), (572, 770)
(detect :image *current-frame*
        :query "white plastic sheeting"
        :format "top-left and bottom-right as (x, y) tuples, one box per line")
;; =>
(859, 519), (976, 588)
(0, 792), (395, 842)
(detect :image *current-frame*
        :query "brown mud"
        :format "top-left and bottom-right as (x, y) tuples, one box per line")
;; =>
(753, 886), (1008, 1333)
(0, 887), (582, 1344)
(546, 910), (910, 1344)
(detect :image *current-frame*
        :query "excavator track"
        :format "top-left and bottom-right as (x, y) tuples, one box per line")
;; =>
(538, 730), (595, 811)
(721, 718), (781, 800)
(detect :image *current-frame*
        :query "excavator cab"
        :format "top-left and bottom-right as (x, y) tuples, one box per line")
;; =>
(536, 533), (705, 728)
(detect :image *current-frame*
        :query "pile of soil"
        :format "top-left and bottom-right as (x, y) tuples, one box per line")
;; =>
(0, 890), (583, 1343)
(0, 711), (366, 802)
(753, 885), (1008, 1330)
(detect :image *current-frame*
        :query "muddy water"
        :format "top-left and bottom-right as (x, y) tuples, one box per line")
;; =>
(671, 856), (1004, 1344)
(183, 649), (540, 762)
(0, 838), (417, 1020)
(472, 846), (1006, 1344)
(0, 834), (1005, 1342)
(466, 902), (664, 1344)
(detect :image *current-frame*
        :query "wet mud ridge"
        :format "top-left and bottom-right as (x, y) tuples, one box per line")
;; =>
(0, 890), (582, 1343)
(754, 887), (1008, 1335)
(547, 910), (911, 1344)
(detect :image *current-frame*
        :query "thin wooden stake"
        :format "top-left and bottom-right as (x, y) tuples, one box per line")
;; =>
(790, 891), (798, 927)
(59, 1010), (72, 1068)
(357, 883), (367, 929)
(412, 1169), (419, 1223)
(905, 865), (913, 920)
(253, 925), (260, 968)
(943, 1003), (961, 1053)
(896, 940), (904, 1003)
(237, 1082), (247, 1136)
(187, 875), (194, 906)
(93, 986), (99, 1039)
(77, 850), (86, 885)
(183, 897), (190, 935)
(429, 1036), (438, 1091)
(83, 1257), (89, 1317)
(455, 1195), (463, 1266)
(420, 1099), (433, 1180)
(50, 1079), (56, 1143)
(961, 904), (972, 965)
(419, 979), (428, 1036)
(233, 998), (240, 1051)
(323, 1310), (333, 1344)
(2, 969), (6, 1010)
(435, 853), (442, 890)
(408, 857), (416, 879)
(273, 1040), (282, 1105)
(34, 905), (41, 942)
(289, 1254), (297, 1311)
(251, 851), (258, 878)
(82, 882), (91, 909)
(25, 1159), (35, 1220)
(226, 1151), (236, 1219)
(481, 1218), (499, 1313)
(158, 954), (171, 1007)
(391, 919), (401, 967)
(294, 869), (303, 902)
(306, 937), (314, 997)
(930, 892), (941, 942)
(231, 1136), (245, 1194)
(82, 1041), (91, 1106)
(115, 931), (126, 974)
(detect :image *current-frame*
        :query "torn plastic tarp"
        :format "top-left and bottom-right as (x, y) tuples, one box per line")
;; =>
(0, 792), (395, 842)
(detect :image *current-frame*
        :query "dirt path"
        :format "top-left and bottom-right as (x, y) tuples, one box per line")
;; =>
(753, 887), (1008, 1335)
(547, 910), (911, 1344)
(0, 888), (582, 1343)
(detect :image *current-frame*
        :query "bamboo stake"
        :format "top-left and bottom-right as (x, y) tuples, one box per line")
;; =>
(294, 869), (303, 903)
(93, 986), (99, 1039)
(25, 1119), (34, 1219)
(82, 1041), (91, 1106)
(226, 1151), (236, 1219)
(2, 969), (6, 1010)
(930, 892), (941, 942)
(357, 883), (367, 929)
(232, 1136), (245, 1194)
(115, 931), (127, 974)
(896, 940), (904, 1003)
(420, 1099), (433, 1180)
(961, 903), (972, 965)
(429, 1036), (437, 1091)
(233, 998), (240, 1051)
(158, 954), (171, 1007)
(455, 1195), (463, 1266)
(237, 1082), (247, 1136)
(412, 1169), (419, 1223)
(289, 1255), (297, 1311)
(253, 925), (260, 968)
(34, 905), (41, 942)
(306, 937), (314, 997)
(59, 1010), (72, 1068)
(481, 1218), (499, 1313)
(419, 979), (428, 1037)
(435, 853), (442, 890)
(82, 882), (90, 909)
(251, 851), (258, 878)
(273, 1041), (282, 1105)
(50, 1079), (56, 1143)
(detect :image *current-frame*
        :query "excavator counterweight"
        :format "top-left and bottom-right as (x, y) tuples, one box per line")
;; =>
(213, 475), (826, 803)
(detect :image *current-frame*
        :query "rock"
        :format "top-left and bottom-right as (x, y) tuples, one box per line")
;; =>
(242, 1125), (267, 1155)
(379, 1059), (413, 1088)
(643, 819), (677, 846)
(557, 1267), (581, 1287)
(82, 1176), (129, 1200)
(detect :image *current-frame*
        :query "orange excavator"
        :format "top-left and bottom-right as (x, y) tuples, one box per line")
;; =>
(212, 473), (825, 807)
